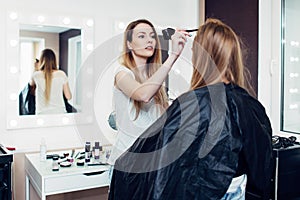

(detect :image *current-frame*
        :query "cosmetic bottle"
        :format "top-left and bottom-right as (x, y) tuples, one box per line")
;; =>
(94, 142), (100, 161)
(85, 142), (91, 163)
(40, 138), (47, 161)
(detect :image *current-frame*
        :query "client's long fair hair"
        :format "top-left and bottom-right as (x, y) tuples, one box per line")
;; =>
(190, 18), (254, 96)
(120, 19), (168, 118)
(39, 49), (58, 103)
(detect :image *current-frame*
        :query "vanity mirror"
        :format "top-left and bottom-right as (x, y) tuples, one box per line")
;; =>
(6, 10), (94, 129)
(19, 24), (81, 114)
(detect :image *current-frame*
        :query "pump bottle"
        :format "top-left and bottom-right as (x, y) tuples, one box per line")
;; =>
(40, 138), (47, 161)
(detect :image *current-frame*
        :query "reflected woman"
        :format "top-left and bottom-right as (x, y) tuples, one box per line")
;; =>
(30, 49), (72, 114)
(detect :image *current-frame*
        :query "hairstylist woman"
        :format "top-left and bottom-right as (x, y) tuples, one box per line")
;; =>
(108, 19), (188, 167)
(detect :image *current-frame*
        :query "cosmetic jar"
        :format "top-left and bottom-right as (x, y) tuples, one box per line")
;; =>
(85, 142), (91, 163)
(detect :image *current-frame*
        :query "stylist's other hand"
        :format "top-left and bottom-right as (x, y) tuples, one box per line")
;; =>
(170, 30), (189, 57)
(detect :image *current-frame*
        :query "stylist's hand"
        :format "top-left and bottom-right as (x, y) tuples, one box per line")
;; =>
(170, 30), (189, 57)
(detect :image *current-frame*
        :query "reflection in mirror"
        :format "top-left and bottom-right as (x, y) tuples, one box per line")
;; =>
(19, 24), (82, 115)
(6, 11), (94, 129)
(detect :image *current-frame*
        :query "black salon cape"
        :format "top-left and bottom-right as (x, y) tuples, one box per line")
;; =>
(109, 83), (273, 200)
(19, 83), (77, 114)
(19, 83), (35, 115)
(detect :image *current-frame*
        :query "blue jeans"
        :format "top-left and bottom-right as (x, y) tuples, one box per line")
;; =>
(221, 186), (245, 200)
(108, 165), (114, 185)
(221, 175), (247, 200)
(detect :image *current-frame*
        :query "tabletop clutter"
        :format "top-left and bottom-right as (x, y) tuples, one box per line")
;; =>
(40, 141), (111, 172)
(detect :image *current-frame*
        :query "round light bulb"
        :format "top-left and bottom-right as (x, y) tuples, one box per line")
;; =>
(37, 118), (45, 126)
(9, 93), (17, 101)
(63, 17), (71, 25)
(10, 40), (18, 47)
(62, 117), (70, 124)
(9, 12), (18, 20)
(118, 22), (125, 30)
(10, 120), (18, 127)
(37, 15), (45, 23)
(86, 44), (94, 51)
(10, 66), (18, 74)
(86, 19), (94, 27)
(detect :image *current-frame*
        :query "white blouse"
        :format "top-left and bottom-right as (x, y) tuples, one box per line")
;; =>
(32, 70), (68, 114)
(108, 66), (163, 165)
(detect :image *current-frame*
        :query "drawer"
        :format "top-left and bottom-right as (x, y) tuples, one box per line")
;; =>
(44, 170), (109, 194)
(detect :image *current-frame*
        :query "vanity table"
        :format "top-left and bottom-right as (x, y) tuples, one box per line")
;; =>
(25, 151), (110, 200)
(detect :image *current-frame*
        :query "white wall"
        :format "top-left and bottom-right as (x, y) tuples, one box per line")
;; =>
(0, 1), (199, 199)
(258, 0), (272, 115)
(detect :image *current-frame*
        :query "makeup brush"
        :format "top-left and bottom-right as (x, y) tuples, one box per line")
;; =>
(162, 28), (198, 40)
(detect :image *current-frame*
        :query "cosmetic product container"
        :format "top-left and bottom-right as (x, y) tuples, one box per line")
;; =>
(85, 142), (91, 163)
(105, 149), (111, 163)
(76, 159), (84, 166)
(63, 153), (69, 158)
(40, 138), (47, 162)
(94, 142), (100, 161)
(60, 161), (72, 167)
(52, 156), (59, 171)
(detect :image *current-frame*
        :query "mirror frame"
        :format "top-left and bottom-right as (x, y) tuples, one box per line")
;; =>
(6, 10), (94, 129)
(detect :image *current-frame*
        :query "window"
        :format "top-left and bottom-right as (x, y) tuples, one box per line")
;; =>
(19, 37), (45, 90)
(281, 0), (300, 133)
(68, 35), (82, 108)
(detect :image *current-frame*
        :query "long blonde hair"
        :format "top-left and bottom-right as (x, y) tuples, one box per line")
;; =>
(39, 49), (58, 103)
(190, 18), (254, 95)
(120, 19), (168, 118)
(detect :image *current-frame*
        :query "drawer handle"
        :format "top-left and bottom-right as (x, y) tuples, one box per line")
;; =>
(83, 171), (105, 176)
